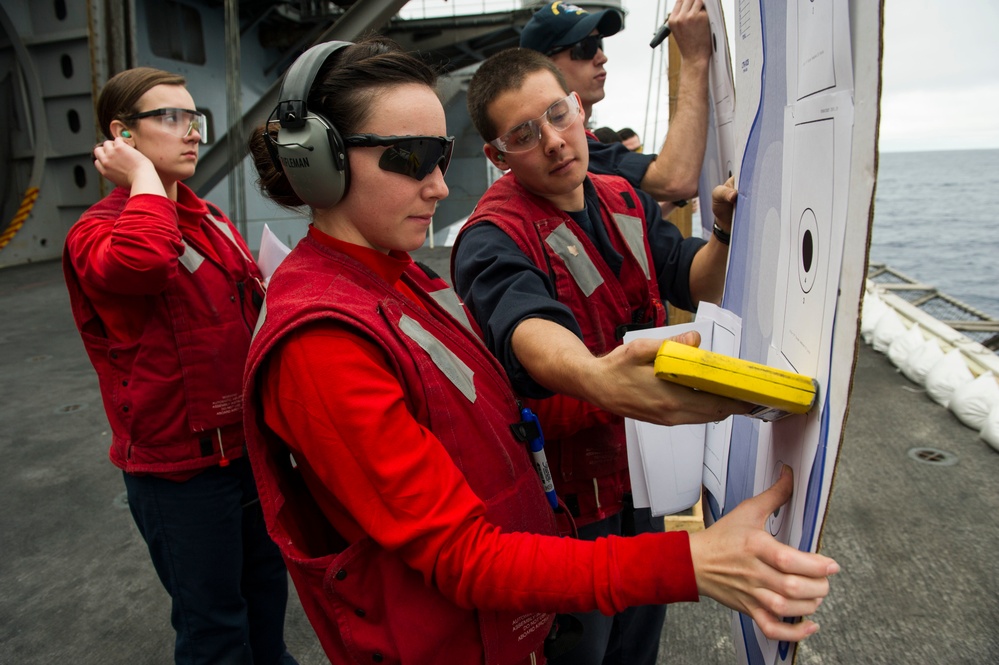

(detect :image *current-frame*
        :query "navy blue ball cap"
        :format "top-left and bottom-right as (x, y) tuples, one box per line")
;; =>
(520, 2), (624, 55)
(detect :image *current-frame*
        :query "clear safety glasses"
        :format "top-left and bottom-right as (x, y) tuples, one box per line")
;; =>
(489, 94), (581, 153)
(343, 134), (455, 181)
(123, 107), (209, 143)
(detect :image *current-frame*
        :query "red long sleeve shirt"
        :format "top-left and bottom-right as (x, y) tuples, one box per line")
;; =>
(260, 227), (699, 615)
(65, 185), (220, 344)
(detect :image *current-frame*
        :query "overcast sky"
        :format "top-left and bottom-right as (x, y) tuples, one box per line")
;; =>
(593, 0), (999, 154)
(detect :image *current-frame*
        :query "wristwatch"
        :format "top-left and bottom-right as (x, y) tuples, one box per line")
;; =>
(712, 223), (731, 245)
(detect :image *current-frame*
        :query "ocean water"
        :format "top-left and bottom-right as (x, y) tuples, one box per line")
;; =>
(871, 148), (999, 318)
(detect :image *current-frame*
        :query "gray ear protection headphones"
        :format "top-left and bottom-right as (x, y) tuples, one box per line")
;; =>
(265, 41), (353, 208)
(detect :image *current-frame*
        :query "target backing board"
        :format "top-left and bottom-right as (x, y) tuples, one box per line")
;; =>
(713, 1), (881, 663)
(697, 0), (737, 238)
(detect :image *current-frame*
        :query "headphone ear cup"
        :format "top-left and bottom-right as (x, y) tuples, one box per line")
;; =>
(275, 112), (349, 208)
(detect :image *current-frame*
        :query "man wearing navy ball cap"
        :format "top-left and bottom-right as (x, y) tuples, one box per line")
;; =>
(520, 2), (623, 121)
(520, 1), (712, 207)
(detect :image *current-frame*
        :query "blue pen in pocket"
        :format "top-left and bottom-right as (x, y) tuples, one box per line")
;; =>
(518, 407), (558, 510)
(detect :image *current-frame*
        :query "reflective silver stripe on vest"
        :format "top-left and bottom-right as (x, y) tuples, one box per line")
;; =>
(612, 213), (651, 280)
(206, 213), (255, 264)
(399, 314), (476, 403)
(252, 298), (267, 340)
(178, 242), (206, 273)
(428, 288), (473, 334)
(544, 223), (604, 297)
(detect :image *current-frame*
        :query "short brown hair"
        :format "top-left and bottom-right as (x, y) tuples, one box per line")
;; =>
(96, 67), (187, 139)
(466, 48), (569, 143)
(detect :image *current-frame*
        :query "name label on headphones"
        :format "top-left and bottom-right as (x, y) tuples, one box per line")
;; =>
(281, 156), (311, 169)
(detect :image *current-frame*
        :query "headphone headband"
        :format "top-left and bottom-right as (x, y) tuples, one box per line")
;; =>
(269, 40), (355, 209)
(276, 41), (352, 129)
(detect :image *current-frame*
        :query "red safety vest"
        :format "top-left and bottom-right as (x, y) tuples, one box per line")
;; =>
(243, 234), (557, 665)
(456, 173), (666, 526)
(64, 189), (263, 474)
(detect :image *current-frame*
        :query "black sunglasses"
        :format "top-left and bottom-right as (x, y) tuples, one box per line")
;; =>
(548, 34), (604, 61)
(342, 134), (454, 181)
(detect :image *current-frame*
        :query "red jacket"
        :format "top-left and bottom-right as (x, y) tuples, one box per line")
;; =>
(64, 186), (263, 475)
(243, 233), (559, 665)
(455, 174), (666, 526)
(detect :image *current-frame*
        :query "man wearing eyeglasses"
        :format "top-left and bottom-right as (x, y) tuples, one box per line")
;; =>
(520, 1), (711, 206)
(454, 47), (739, 665)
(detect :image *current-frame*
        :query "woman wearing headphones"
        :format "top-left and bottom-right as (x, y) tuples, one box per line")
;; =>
(63, 68), (295, 664)
(245, 38), (837, 665)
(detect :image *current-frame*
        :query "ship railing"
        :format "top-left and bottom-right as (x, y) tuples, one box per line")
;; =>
(867, 263), (999, 377)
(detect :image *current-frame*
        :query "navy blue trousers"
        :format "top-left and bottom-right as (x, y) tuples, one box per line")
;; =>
(123, 457), (295, 665)
(548, 507), (668, 665)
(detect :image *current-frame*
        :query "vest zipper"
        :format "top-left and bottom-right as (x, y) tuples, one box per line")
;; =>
(236, 281), (253, 334)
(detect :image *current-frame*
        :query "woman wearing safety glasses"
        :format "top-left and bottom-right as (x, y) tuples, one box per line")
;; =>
(63, 67), (297, 665)
(243, 39), (838, 665)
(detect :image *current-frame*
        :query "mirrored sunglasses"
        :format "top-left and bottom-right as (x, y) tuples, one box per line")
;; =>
(123, 107), (208, 143)
(549, 34), (604, 61)
(490, 94), (581, 153)
(343, 134), (454, 181)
